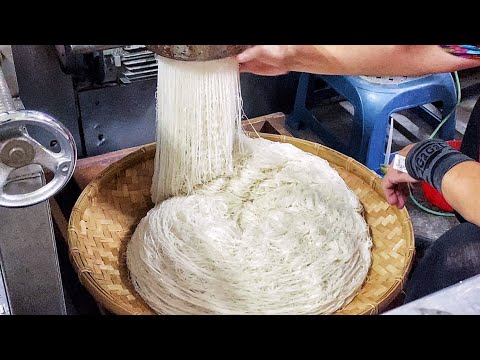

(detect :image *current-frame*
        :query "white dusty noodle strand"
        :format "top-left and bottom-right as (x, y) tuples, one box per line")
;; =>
(128, 57), (372, 315)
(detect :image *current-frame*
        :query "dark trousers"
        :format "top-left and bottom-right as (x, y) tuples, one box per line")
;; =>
(405, 222), (480, 302)
(405, 98), (480, 302)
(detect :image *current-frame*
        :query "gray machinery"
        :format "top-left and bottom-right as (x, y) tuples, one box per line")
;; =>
(12, 45), (299, 158)
(0, 45), (299, 314)
(0, 44), (162, 315)
(0, 45), (76, 314)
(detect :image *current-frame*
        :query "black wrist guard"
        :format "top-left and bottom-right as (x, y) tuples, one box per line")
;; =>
(406, 139), (473, 192)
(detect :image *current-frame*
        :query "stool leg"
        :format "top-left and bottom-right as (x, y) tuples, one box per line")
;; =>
(348, 111), (365, 161)
(350, 95), (383, 166)
(364, 109), (392, 171)
(286, 73), (311, 130)
(437, 96), (457, 140)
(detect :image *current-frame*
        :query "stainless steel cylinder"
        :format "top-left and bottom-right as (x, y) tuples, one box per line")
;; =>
(145, 45), (251, 61)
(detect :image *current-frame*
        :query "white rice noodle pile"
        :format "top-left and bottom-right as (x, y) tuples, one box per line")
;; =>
(128, 56), (372, 314)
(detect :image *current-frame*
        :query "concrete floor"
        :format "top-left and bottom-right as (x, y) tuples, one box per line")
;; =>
(286, 70), (480, 246)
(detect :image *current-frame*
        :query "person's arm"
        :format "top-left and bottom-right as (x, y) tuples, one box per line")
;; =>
(237, 45), (480, 76)
(441, 161), (480, 225)
(382, 140), (480, 226)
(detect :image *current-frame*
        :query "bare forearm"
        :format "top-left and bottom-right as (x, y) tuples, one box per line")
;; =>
(288, 45), (480, 76)
(442, 161), (480, 226)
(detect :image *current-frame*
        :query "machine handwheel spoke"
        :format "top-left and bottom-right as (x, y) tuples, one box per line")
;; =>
(0, 110), (77, 208)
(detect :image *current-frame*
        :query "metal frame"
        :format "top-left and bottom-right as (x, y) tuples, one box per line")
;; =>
(0, 45), (19, 97)
(0, 165), (66, 314)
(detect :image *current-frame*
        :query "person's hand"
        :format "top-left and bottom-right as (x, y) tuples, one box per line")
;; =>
(236, 46), (296, 76)
(381, 144), (420, 209)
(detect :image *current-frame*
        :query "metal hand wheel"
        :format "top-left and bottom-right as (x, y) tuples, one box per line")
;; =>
(0, 110), (77, 208)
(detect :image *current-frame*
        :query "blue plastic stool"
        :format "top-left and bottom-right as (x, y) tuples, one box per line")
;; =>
(287, 73), (458, 172)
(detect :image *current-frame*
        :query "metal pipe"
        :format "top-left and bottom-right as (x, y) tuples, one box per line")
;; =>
(0, 65), (15, 114)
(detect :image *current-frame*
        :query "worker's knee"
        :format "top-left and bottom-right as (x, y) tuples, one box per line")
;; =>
(405, 222), (480, 302)
(433, 222), (480, 275)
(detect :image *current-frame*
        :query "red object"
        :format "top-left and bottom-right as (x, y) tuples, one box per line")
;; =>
(421, 140), (462, 212)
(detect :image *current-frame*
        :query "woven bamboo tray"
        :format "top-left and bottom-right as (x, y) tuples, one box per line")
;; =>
(68, 134), (415, 315)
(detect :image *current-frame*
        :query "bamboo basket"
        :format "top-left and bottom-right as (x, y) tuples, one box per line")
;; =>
(68, 134), (415, 315)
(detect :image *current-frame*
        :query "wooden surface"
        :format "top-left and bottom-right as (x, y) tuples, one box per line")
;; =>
(242, 112), (291, 137)
(73, 112), (289, 190)
(73, 145), (144, 190)
(49, 198), (69, 241)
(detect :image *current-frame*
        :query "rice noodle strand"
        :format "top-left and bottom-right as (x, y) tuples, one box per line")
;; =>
(127, 56), (372, 315)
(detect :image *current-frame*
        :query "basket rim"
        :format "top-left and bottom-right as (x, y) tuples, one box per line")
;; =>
(67, 133), (415, 315)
